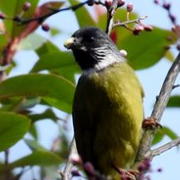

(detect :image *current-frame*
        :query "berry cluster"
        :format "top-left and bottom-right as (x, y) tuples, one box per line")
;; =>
(69, 154), (162, 180)
(137, 158), (163, 180)
(86, 0), (153, 35)
(154, 0), (176, 25)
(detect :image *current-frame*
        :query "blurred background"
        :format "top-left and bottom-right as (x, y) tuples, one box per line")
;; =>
(0, 0), (180, 180)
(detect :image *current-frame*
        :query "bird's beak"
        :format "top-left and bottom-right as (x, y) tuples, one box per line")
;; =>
(64, 37), (76, 49)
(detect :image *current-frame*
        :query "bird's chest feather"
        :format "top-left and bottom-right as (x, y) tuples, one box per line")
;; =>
(77, 63), (143, 139)
(74, 62), (144, 169)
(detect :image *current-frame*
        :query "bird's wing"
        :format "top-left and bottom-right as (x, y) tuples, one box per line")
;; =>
(72, 75), (97, 163)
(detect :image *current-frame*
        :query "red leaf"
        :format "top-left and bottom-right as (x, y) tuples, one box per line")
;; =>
(20, 1), (64, 39)
(2, 1), (64, 65)
(93, 5), (106, 22)
(110, 30), (118, 44)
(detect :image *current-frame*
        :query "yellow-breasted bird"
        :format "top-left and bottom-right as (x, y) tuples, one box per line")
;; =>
(64, 27), (144, 179)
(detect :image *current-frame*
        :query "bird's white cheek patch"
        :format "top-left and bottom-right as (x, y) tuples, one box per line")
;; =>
(94, 54), (119, 71)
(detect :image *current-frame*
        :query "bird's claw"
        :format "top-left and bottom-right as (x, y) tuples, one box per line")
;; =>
(113, 165), (138, 180)
(120, 169), (139, 180)
(142, 117), (162, 130)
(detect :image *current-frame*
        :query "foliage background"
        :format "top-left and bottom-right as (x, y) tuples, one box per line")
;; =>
(0, 0), (180, 180)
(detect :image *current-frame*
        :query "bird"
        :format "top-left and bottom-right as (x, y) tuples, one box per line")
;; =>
(64, 27), (144, 179)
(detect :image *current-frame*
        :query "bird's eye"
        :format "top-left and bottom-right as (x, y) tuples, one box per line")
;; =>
(84, 36), (95, 43)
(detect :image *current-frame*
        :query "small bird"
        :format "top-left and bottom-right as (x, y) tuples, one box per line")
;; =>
(64, 27), (144, 179)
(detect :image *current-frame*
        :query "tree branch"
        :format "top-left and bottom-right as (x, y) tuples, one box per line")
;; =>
(151, 137), (180, 158)
(105, 0), (119, 34)
(112, 16), (147, 28)
(60, 137), (77, 180)
(136, 52), (180, 162)
(15, 0), (91, 25)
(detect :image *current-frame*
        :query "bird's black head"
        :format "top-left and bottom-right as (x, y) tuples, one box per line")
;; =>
(64, 27), (122, 71)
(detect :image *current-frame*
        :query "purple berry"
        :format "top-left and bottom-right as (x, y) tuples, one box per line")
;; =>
(87, 0), (94, 6)
(83, 162), (95, 176)
(71, 170), (81, 177)
(118, 0), (125, 7)
(144, 25), (153, 31)
(105, 0), (112, 8)
(23, 2), (31, 11)
(42, 23), (50, 32)
(169, 14), (176, 24)
(0, 13), (6, 19)
(154, 0), (159, 4)
(127, 3), (133, 12)
(163, 3), (171, 10)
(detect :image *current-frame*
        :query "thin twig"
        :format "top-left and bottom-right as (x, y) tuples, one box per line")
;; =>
(60, 137), (77, 180)
(105, 0), (119, 34)
(136, 52), (180, 162)
(151, 137), (180, 158)
(16, 0), (91, 25)
(113, 16), (147, 29)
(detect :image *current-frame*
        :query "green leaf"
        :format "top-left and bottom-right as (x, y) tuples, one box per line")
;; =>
(167, 95), (180, 108)
(152, 128), (164, 145)
(0, 34), (7, 51)
(119, 27), (176, 70)
(17, 33), (47, 50)
(24, 139), (47, 151)
(67, 0), (96, 27)
(31, 52), (76, 72)
(50, 27), (61, 36)
(0, 74), (75, 113)
(152, 126), (178, 145)
(52, 63), (80, 83)
(164, 49), (175, 61)
(9, 150), (62, 168)
(29, 108), (60, 122)
(31, 51), (80, 83)
(36, 40), (60, 56)
(0, 0), (39, 38)
(163, 126), (178, 140)
(29, 124), (38, 140)
(0, 112), (31, 152)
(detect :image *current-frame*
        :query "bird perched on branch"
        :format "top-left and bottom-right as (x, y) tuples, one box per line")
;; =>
(64, 27), (144, 179)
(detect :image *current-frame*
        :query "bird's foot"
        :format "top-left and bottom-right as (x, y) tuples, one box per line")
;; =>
(142, 117), (162, 130)
(113, 165), (138, 180)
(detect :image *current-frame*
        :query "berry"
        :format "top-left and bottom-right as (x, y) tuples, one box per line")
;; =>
(71, 170), (81, 177)
(42, 23), (50, 32)
(105, 0), (112, 9)
(163, 3), (171, 10)
(119, 49), (127, 57)
(69, 153), (82, 165)
(157, 167), (163, 172)
(176, 44), (180, 51)
(23, 2), (31, 11)
(154, 0), (159, 4)
(133, 26), (144, 35)
(83, 162), (95, 176)
(169, 14), (176, 24)
(144, 25), (153, 31)
(127, 3), (133, 12)
(0, 13), (6, 19)
(118, 0), (125, 7)
(87, 0), (94, 6)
